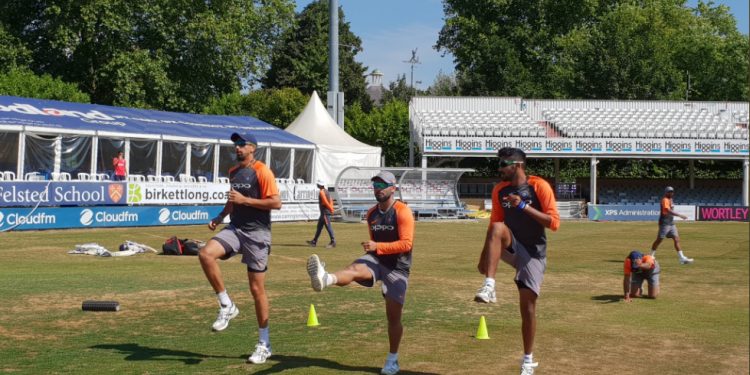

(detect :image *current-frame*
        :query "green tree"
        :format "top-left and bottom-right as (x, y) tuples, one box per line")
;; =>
(426, 71), (460, 96)
(0, 68), (89, 102)
(0, 0), (295, 111)
(437, 0), (748, 101)
(346, 99), (410, 166)
(263, 0), (371, 110)
(381, 74), (420, 104)
(437, 0), (605, 97)
(203, 88), (307, 129)
(0, 26), (31, 72)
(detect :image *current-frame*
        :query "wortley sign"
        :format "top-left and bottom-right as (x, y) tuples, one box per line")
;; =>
(697, 206), (749, 222)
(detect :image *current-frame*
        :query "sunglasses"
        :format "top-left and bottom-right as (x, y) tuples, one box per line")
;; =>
(234, 140), (248, 147)
(372, 181), (394, 189)
(498, 160), (523, 168)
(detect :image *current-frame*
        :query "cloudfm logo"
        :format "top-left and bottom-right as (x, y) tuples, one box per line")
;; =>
(158, 208), (171, 224)
(80, 209), (94, 226)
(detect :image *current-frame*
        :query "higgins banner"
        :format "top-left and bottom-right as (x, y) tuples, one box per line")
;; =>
(697, 206), (749, 222)
(423, 136), (749, 157)
(0, 181), (126, 207)
(588, 204), (695, 221)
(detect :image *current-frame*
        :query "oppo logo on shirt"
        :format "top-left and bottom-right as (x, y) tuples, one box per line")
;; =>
(371, 224), (395, 231)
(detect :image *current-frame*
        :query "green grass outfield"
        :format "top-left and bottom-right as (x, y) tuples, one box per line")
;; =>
(0, 220), (747, 374)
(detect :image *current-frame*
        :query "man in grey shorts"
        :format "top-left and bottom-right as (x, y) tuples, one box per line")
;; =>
(650, 186), (693, 264)
(306, 171), (415, 375)
(623, 250), (660, 302)
(475, 148), (560, 375)
(198, 132), (281, 365)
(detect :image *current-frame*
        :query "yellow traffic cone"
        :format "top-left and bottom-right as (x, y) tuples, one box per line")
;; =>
(476, 316), (490, 339)
(307, 304), (320, 327)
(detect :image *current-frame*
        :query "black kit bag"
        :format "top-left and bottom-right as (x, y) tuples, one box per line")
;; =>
(162, 236), (185, 255)
(181, 239), (205, 256)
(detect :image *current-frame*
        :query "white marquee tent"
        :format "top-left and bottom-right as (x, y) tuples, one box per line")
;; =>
(286, 92), (381, 185)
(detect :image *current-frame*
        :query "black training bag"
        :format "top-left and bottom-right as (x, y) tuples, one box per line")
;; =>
(181, 239), (204, 256)
(162, 236), (184, 255)
(162, 237), (204, 256)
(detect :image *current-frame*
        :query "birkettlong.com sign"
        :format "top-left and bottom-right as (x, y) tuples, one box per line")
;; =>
(423, 137), (748, 156)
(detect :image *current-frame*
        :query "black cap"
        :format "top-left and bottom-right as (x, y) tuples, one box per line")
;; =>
(230, 132), (257, 145)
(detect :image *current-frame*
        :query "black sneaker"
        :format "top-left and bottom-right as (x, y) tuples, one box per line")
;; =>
(306, 240), (317, 247)
(325, 242), (336, 249)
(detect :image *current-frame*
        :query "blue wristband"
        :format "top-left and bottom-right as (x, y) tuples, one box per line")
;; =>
(517, 201), (526, 212)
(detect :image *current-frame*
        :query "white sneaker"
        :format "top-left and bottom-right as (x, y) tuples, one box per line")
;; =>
(248, 341), (272, 364)
(680, 257), (694, 264)
(381, 359), (400, 375)
(520, 361), (538, 375)
(474, 284), (497, 303)
(307, 254), (327, 292)
(211, 303), (239, 332)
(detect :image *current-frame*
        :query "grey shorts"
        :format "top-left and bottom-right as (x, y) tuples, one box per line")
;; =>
(354, 253), (409, 305)
(212, 224), (271, 273)
(500, 234), (546, 296)
(631, 269), (660, 288)
(658, 224), (678, 239)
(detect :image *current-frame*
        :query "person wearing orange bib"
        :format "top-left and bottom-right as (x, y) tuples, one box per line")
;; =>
(306, 180), (336, 248)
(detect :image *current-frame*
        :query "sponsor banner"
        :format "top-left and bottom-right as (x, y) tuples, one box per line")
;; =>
(0, 181), (126, 207)
(588, 204), (696, 221)
(0, 205), (223, 231)
(424, 137), (748, 156)
(272, 202), (319, 222)
(0, 203), (322, 230)
(697, 206), (749, 222)
(127, 182), (229, 205)
(125, 182), (318, 205)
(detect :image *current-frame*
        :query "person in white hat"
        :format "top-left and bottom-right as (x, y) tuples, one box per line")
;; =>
(306, 180), (336, 248)
(650, 186), (693, 264)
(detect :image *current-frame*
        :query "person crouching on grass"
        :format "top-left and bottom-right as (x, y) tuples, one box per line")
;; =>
(306, 170), (414, 375)
(623, 250), (660, 302)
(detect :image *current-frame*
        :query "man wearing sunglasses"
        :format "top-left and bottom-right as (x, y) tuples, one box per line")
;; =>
(306, 170), (415, 375)
(475, 147), (560, 375)
(199, 132), (282, 365)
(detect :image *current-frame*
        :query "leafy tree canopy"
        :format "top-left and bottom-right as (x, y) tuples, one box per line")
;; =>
(0, 0), (295, 111)
(346, 99), (410, 166)
(437, 0), (748, 101)
(263, 0), (371, 111)
(0, 68), (89, 102)
(203, 88), (307, 129)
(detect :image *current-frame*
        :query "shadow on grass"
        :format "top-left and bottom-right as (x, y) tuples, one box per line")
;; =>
(275, 243), (316, 248)
(254, 354), (440, 375)
(91, 343), (238, 365)
(591, 294), (623, 304)
(603, 259), (624, 263)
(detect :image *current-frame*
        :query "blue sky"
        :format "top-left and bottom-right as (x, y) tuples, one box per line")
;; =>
(296, 0), (749, 90)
